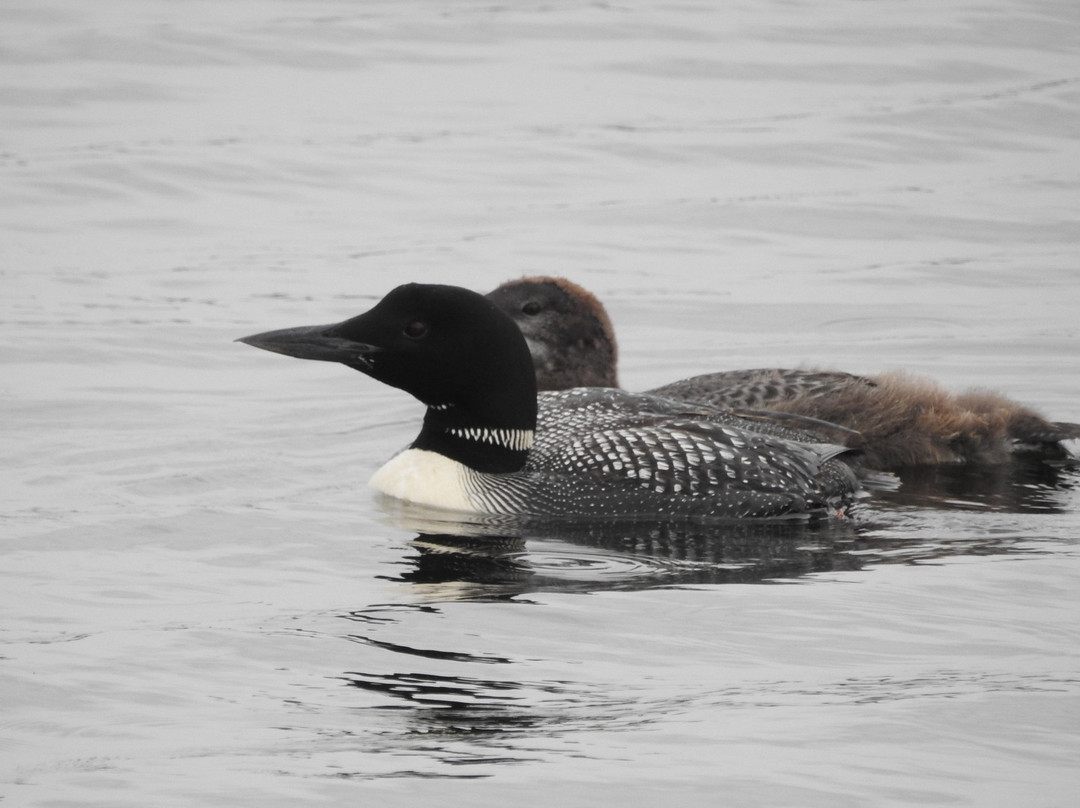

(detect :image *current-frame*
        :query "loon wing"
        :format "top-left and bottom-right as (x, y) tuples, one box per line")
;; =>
(647, 368), (874, 410)
(531, 388), (852, 497)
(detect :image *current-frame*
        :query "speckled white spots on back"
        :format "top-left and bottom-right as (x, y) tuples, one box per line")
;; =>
(375, 388), (859, 519)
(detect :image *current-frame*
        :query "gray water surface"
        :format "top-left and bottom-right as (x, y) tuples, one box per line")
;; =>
(4, 2), (1080, 806)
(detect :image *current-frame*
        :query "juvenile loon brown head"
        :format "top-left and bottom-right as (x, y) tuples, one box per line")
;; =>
(486, 275), (618, 390)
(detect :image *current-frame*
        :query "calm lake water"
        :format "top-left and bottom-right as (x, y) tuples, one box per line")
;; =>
(4, 1), (1080, 806)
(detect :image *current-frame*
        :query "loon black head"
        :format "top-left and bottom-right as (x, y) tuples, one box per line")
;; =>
(486, 275), (619, 390)
(239, 284), (539, 469)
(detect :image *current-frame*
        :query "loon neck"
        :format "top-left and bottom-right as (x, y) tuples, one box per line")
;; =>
(412, 403), (535, 474)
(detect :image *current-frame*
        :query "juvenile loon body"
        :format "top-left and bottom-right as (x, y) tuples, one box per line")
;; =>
(486, 276), (1080, 470)
(239, 283), (867, 520)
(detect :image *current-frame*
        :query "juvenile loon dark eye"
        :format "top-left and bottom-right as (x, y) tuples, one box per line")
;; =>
(403, 320), (428, 339)
(521, 301), (542, 316)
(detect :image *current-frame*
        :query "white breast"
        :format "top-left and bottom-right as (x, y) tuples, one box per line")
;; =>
(368, 448), (478, 512)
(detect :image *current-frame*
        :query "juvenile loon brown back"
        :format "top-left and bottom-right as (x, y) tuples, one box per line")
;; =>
(486, 276), (1080, 470)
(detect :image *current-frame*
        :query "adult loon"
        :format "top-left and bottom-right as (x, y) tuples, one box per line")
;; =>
(486, 276), (1080, 470)
(239, 283), (870, 520)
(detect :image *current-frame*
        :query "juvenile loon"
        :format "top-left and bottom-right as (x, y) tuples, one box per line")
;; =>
(486, 276), (1080, 470)
(239, 283), (869, 520)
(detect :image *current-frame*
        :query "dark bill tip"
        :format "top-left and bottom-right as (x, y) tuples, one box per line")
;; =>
(237, 323), (380, 368)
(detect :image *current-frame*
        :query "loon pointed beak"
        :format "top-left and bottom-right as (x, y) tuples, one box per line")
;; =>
(237, 323), (381, 370)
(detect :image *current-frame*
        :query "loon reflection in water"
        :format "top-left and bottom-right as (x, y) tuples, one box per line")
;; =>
(362, 452), (1078, 602)
(370, 484), (1073, 602)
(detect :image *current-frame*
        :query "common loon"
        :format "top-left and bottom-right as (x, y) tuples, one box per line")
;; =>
(239, 283), (870, 520)
(486, 276), (1080, 470)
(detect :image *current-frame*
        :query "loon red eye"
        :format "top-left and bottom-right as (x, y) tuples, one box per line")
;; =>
(403, 320), (428, 340)
(521, 301), (542, 316)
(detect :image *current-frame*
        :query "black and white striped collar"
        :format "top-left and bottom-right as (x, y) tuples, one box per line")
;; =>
(445, 426), (534, 452)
